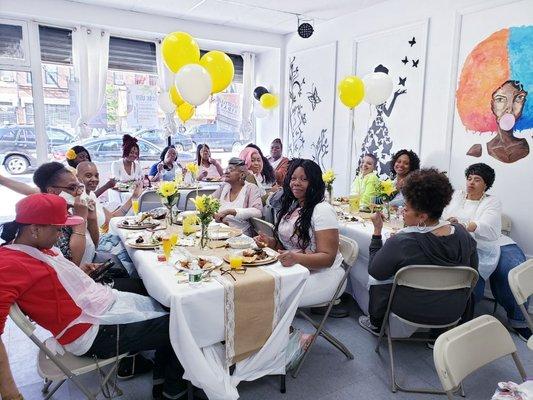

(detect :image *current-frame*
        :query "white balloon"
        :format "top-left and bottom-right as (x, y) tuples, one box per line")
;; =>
(253, 101), (269, 119)
(363, 72), (393, 105)
(157, 91), (176, 113)
(174, 64), (212, 106)
(160, 66), (175, 92)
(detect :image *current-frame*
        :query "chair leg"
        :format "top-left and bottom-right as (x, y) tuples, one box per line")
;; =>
(42, 378), (53, 394)
(280, 375), (286, 393)
(43, 380), (66, 400)
(492, 300), (498, 315)
(512, 352), (527, 381)
(386, 328), (397, 393)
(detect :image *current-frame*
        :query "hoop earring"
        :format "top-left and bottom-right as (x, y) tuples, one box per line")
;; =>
(416, 220), (426, 232)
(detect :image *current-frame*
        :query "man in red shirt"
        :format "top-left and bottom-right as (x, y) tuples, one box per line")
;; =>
(0, 194), (186, 400)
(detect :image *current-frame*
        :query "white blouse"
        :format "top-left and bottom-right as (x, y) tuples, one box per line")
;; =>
(111, 159), (142, 182)
(199, 163), (221, 179)
(277, 202), (343, 270)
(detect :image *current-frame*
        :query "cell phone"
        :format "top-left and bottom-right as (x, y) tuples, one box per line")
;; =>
(90, 259), (115, 281)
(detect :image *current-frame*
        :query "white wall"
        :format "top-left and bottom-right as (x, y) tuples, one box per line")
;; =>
(281, 0), (533, 256)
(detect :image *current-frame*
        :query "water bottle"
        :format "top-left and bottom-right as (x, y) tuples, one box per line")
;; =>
(188, 260), (203, 287)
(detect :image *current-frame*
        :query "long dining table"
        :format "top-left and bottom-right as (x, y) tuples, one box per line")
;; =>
(109, 217), (309, 400)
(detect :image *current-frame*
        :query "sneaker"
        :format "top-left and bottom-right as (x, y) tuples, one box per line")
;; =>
(311, 304), (349, 318)
(513, 327), (532, 342)
(117, 353), (154, 380)
(358, 316), (380, 337)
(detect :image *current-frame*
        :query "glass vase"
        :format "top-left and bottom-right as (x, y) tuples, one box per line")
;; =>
(200, 221), (209, 250)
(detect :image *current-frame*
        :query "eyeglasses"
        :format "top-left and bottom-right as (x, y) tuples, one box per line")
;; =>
(52, 183), (84, 192)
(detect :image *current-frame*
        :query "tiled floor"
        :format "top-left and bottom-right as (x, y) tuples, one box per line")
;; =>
(6, 299), (532, 400)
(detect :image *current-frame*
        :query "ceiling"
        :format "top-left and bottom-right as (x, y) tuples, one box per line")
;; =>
(67, 0), (387, 34)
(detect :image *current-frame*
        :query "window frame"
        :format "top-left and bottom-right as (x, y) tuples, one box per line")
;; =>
(0, 18), (31, 68)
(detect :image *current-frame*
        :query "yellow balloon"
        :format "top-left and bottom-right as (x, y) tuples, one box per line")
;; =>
(199, 51), (234, 94)
(338, 76), (365, 109)
(177, 102), (195, 123)
(170, 85), (184, 107)
(260, 93), (279, 109)
(162, 32), (200, 73)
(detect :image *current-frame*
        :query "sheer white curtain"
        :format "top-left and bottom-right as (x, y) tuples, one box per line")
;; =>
(241, 52), (255, 141)
(156, 41), (177, 142)
(72, 26), (109, 138)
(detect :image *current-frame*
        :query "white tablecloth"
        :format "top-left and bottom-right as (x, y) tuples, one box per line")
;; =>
(110, 218), (309, 400)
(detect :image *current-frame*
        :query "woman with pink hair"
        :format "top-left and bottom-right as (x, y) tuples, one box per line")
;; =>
(239, 145), (276, 196)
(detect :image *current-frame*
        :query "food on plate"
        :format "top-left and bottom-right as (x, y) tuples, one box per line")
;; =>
(179, 257), (213, 270)
(123, 220), (130, 226)
(135, 236), (144, 244)
(241, 248), (269, 263)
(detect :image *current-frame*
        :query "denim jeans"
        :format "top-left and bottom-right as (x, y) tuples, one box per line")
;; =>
(84, 315), (186, 397)
(473, 244), (528, 328)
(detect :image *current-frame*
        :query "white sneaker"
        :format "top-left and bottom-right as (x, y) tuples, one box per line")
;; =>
(358, 316), (380, 336)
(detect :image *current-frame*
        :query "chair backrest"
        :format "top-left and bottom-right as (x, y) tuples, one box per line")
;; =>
(339, 235), (359, 268)
(394, 265), (478, 292)
(184, 188), (216, 211)
(9, 303), (36, 337)
(138, 189), (162, 212)
(434, 315), (518, 392)
(501, 214), (512, 236)
(251, 217), (275, 237)
(508, 259), (533, 306)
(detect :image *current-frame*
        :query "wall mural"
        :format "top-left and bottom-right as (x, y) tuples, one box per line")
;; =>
(350, 22), (427, 181)
(286, 43), (337, 170)
(456, 25), (533, 164)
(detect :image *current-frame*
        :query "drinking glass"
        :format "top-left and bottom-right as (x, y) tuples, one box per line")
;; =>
(348, 194), (360, 214)
(169, 233), (179, 248)
(229, 251), (244, 270)
(162, 237), (172, 261)
(131, 199), (140, 216)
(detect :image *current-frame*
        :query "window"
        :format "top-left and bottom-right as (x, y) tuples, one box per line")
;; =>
(43, 65), (58, 85)
(0, 20), (30, 66)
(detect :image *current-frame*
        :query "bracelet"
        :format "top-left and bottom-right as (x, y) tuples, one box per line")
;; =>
(72, 231), (86, 237)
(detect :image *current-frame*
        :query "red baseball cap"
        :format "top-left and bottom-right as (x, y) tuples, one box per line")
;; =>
(15, 194), (84, 226)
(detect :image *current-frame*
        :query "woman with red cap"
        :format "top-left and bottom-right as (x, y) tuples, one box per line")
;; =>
(0, 194), (188, 399)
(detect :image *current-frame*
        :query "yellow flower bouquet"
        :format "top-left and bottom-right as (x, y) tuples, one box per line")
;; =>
(157, 181), (180, 224)
(192, 194), (220, 249)
(374, 178), (398, 218)
(186, 162), (199, 180)
(322, 169), (336, 202)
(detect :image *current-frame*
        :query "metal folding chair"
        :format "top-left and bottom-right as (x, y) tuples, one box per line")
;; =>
(9, 304), (127, 400)
(508, 259), (533, 350)
(184, 188), (216, 211)
(290, 235), (359, 378)
(137, 189), (162, 213)
(374, 265), (478, 394)
(250, 217), (275, 237)
(434, 315), (527, 399)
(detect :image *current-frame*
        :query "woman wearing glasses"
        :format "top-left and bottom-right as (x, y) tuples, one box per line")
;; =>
(211, 158), (263, 237)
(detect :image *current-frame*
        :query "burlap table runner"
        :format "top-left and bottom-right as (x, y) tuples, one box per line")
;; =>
(185, 245), (276, 364)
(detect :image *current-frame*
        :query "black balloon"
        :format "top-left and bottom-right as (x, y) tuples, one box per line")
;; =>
(253, 86), (269, 101)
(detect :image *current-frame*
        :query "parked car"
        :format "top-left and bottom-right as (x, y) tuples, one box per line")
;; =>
(52, 135), (195, 169)
(188, 124), (244, 152)
(133, 129), (194, 152)
(0, 125), (76, 174)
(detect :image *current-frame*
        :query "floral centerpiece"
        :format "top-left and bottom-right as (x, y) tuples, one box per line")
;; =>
(186, 162), (199, 183)
(375, 178), (397, 218)
(157, 180), (180, 225)
(322, 169), (336, 203)
(191, 194), (221, 249)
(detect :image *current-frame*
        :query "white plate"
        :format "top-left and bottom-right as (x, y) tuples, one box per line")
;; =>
(173, 255), (223, 271)
(195, 230), (230, 240)
(226, 236), (254, 249)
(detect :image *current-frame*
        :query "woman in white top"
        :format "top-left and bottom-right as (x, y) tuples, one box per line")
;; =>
(111, 134), (142, 182)
(212, 158), (263, 237)
(254, 158), (343, 307)
(443, 163), (529, 341)
(196, 144), (223, 180)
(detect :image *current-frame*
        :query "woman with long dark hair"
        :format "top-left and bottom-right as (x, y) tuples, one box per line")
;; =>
(196, 143), (223, 180)
(254, 159), (343, 307)
(111, 134), (142, 182)
(242, 144), (276, 187)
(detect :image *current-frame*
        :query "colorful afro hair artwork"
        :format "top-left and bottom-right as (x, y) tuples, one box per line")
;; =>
(456, 25), (533, 133)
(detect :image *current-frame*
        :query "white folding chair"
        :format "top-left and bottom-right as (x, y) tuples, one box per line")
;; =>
(375, 265), (479, 394)
(434, 315), (527, 399)
(9, 304), (127, 400)
(291, 235), (359, 378)
(250, 217), (275, 237)
(508, 259), (533, 350)
(137, 189), (162, 212)
(184, 188), (216, 211)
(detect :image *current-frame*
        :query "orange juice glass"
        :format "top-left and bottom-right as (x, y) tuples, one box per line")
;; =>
(162, 238), (172, 261)
(131, 199), (139, 215)
(229, 253), (243, 270)
(169, 233), (179, 248)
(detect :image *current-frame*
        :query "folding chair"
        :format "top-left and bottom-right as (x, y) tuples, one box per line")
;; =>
(138, 189), (162, 213)
(9, 304), (127, 400)
(184, 188), (216, 211)
(508, 259), (533, 350)
(434, 315), (527, 399)
(290, 235), (359, 378)
(250, 217), (274, 237)
(374, 265), (478, 394)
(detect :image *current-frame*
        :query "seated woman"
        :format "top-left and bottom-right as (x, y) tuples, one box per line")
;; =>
(65, 145), (116, 197)
(442, 163), (530, 341)
(351, 154), (380, 208)
(388, 149), (420, 208)
(111, 134), (142, 183)
(212, 158), (262, 237)
(149, 145), (183, 182)
(239, 146), (276, 196)
(196, 144), (223, 180)
(254, 158), (344, 308)
(359, 168), (478, 335)
(267, 138), (289, 186)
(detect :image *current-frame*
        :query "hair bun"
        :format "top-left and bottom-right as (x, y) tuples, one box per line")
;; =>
(122, 134), (137, 146)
